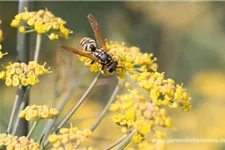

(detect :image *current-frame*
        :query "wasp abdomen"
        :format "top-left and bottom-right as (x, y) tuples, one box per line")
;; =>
(80, 37), (96, 52)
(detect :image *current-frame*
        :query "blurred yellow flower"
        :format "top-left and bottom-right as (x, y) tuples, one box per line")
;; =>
(48, 124), (92, 150)
(19, 105), (59, 121)
(10, 7), (72, 40)
(0, 133), (40, 150)
(191, 71), (225, 100)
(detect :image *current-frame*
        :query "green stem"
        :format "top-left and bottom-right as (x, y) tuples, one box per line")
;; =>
(24, 29), (35, 33)
(57, 68), (89, 112)
(55, 72), (101, 132)
(27, 119), (40, 139)
(104, 135), (127, 150)
(34, 34), (42, 62)
(116, 130), (137, 150)
(43, 72), (101, 146)
(90, 82), (120, 132)
(41, 68), (89, 140)
(12, 86), (31, 135)
(7, 85), (22, 133)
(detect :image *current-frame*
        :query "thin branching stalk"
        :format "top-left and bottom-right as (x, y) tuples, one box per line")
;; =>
(7, 85), (22, 133)
(41, 68), (89, 140)
(27, 119), (40, 139)
(34, 34), (42, 62)
(24, 29), (35, 33)
(57, 68), (89, 112)
(116, 129), (137, 150)
(55, 72), (101, 131)
(104, 135), (127, 150)
(12, 86), (31, 135)
(43, 72), (101, 146)
(90, 82), (120, 132)
(16, 0), (32, 136)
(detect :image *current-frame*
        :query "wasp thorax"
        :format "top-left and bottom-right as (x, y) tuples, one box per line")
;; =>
(99, 53), (111, 64)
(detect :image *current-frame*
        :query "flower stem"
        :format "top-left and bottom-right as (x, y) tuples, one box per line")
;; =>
(41, 68), (89, 140)
(57, 68), (89, 112)
(104, 135), (127, 150)
(116, 129), (137, 150)
(24, 29), (35, 33)
(34, 34), (42, 62)
(90, 82), (120, 132)
(55, 72), (101, 132)
(12, 86), (31, 135)
(7, 85), (22, 133)
(27, 119), (40, 139)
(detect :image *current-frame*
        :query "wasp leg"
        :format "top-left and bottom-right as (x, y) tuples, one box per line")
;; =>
(90, 60), (95, 65)
(101, 65), (104, 70)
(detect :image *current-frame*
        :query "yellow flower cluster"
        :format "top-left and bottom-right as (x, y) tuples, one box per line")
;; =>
(10, 8), (72, 40)
(19, 105), (59, 121)
(110, 77), (191, 146)
(110, 89), (172, 142)
(78, 41), (158, 78)
(0, 133), (40, 150)
(0, 20), (7, 59)
(48, 124), (92, 150)
(131, 72), (191, 111)
(0, 61), (51, 87)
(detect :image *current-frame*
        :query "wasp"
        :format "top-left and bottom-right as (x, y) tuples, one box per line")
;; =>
(59, 14), (121, 74)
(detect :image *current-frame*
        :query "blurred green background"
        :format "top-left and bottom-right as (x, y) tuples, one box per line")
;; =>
(0, 1), (225, 150)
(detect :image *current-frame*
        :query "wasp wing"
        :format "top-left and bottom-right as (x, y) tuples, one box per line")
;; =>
(59, 45), (99, 61)
(87, 14), (108, 52)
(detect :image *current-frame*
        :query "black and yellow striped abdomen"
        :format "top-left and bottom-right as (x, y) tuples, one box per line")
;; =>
(80, 37), (96, 52)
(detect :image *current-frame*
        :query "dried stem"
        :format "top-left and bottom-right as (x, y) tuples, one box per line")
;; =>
(27, 119), (40, 139)
(55, 72), (101, 131)
(7, 85), (22, 133)
(116, 129), (137, 150)
(34, 34), (42, 62)
(104, 135), (127, 150)
(12, 86), (31, 135)
(90, 82), (120, 132)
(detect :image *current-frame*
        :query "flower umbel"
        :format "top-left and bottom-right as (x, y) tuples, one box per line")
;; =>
(19, 105), (59, 121)
(131, 72), (191, 111)
(48, 124), (92, 150)
(78, 41), (158, 79)
(0, 133), (40, 150)
(0, 61), (51, 87)
(10, 7), (72, 39)
(110, 90), (172, 138)
(109, 59), (191, 147)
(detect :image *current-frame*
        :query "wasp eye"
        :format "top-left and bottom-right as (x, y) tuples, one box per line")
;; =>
(108, 68), (114, 73)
